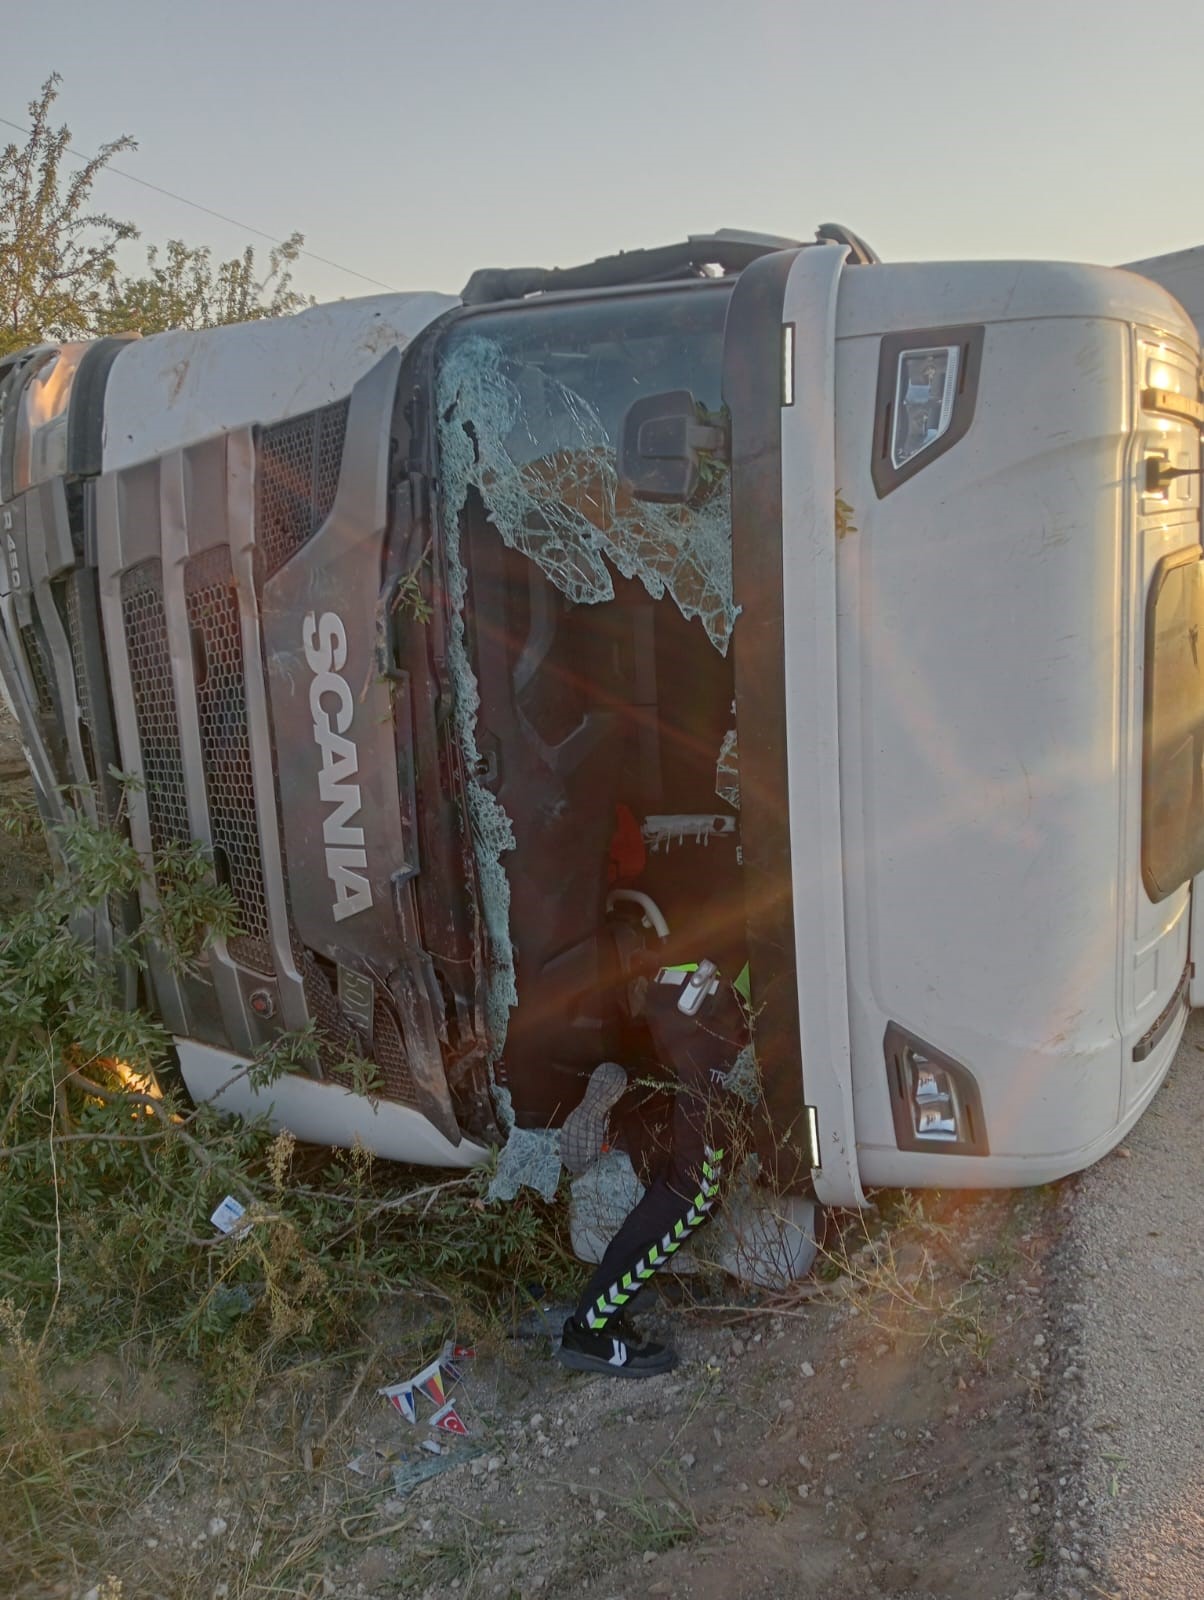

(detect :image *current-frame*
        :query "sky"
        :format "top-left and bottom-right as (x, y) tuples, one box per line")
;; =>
(7, 0), (1204, 307)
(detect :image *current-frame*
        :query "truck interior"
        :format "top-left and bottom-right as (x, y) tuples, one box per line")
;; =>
(436, 283), (748, 1132)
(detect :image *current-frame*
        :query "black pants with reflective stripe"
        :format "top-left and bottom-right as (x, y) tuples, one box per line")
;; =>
(576, 973), (746, 1331)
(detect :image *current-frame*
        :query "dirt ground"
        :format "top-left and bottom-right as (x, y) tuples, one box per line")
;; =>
(35, 1188), (1064, 1600)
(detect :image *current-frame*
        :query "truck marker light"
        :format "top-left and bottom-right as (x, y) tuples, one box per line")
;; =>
(806, 1105), (821, 1169)
(782, 323), (796, 406)
(303, 609), (373, 923)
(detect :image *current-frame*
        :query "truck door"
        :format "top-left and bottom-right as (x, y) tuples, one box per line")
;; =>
(723, 244), (864, 1206)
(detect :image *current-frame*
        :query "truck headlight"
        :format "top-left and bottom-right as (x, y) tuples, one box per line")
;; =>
(884, 1025), (989, 1156)
(872, 325), (984, 497)
(911, 1060), (960, 1141)
(892, 346), (959, 469)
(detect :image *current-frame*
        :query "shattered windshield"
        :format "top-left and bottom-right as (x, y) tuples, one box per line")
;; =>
(435, 284), (736, 653)
(432, 285), (736, 1067)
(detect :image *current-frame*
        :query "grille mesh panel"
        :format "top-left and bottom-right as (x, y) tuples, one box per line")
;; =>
(302, 953), (420, 1108)
(314, 401), (348, 526)
(63, 582), (91, 730)
(19, 623), (55, 719)
(121, 560), (191, 855)
(255, 398), (349, 576)
(369, 992), (419, 1105)
(185, 546), (271, 973)
(300, 953), (358, 1072)
(61, 579), (106, 804)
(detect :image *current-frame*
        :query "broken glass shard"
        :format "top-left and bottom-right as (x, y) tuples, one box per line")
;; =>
(715, 728), (740, 810)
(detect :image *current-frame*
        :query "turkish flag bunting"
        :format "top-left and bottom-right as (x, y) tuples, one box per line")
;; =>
(430, 1399), (469, 1436)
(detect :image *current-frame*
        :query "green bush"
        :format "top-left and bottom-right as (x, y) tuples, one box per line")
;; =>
(0, 794), (576, 1401)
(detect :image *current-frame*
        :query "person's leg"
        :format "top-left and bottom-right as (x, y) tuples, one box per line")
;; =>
(572, 1146), (725, 1328)
(557, 964), (746, 1377)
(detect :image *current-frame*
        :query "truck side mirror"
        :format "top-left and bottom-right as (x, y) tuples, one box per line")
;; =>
(618, 389), (729, 503)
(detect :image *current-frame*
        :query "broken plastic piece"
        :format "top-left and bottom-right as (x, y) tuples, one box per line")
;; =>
(642, 813), (737, 851)
(391, 1443), (487, 1497)
(421, 1437), (443, 1456)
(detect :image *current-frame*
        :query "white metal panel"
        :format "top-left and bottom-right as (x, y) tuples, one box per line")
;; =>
(851, 1001), (1183, 1189)
(1122, 245), (1204, 338)
(176, 1039), (489, 1169)
(779, 242), (866, 1208)
(831, 284), (1187, 1184)
(836, 259), (1196, 345)
(101, 292), (458, 472)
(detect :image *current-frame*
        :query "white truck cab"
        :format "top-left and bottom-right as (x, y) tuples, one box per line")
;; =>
(1, 227), (1200, 1217)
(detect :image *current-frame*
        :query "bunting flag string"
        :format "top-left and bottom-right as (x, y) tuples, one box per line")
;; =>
(378, 1340), (478, 1433)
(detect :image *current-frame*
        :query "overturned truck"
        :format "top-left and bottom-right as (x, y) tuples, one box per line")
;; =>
(2, 225), (1203, 1242)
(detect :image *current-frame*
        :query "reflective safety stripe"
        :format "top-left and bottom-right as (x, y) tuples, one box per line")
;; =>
(655, 965), (697, 986)
(585, 1146), (726, 1330)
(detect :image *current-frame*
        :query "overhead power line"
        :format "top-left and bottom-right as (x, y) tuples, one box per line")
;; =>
(0, 112), (401, 294)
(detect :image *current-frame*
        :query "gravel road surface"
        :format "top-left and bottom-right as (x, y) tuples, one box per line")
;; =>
(1049, 1014), (1203, 1599)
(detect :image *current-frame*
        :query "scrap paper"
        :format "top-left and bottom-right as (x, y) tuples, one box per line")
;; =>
(210, 1195), (247, 1235)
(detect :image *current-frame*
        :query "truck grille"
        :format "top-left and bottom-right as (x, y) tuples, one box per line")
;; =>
(185, 546), (271, 973)
(111, 410), (424, 1115)
(256, 398), (349, 577)
(121, 560), (191, 855)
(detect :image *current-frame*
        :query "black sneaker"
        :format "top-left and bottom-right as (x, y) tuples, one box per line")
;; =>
(555, 1314), (678, 1379)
